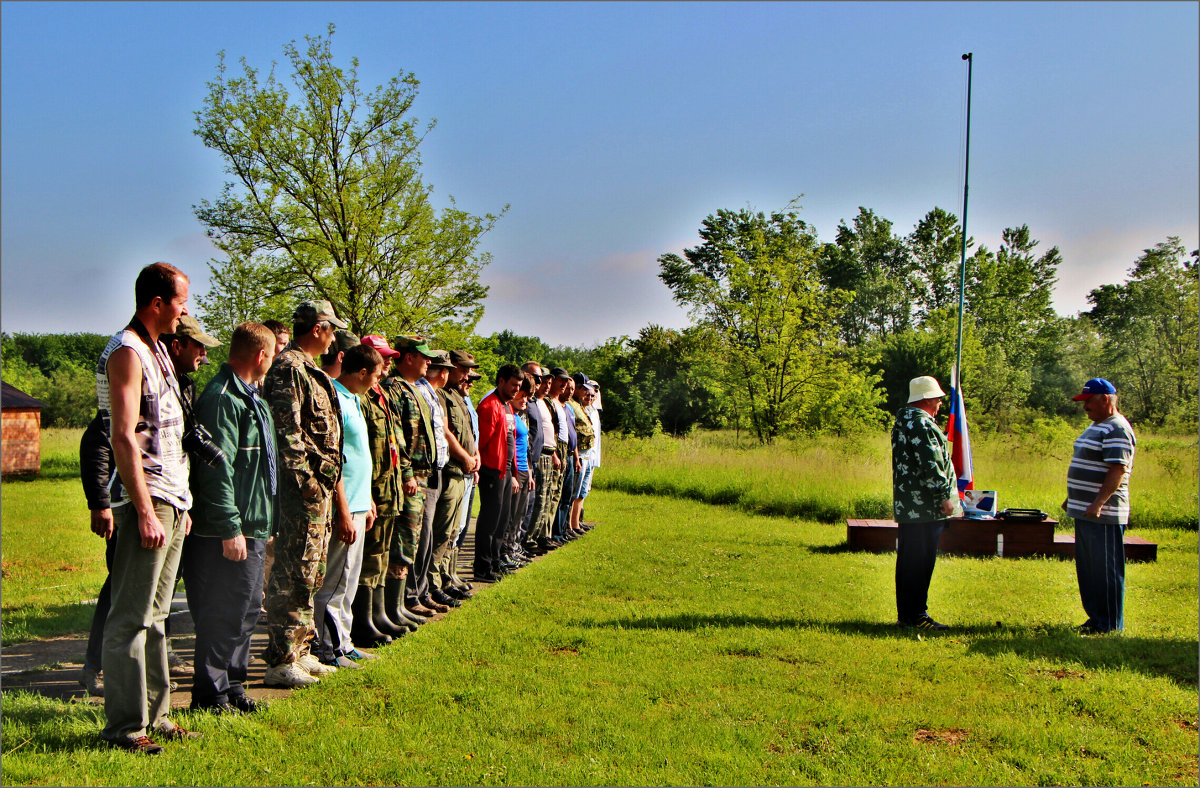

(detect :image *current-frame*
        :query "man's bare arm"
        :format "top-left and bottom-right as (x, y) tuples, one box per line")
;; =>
(107, 346), (165, 549)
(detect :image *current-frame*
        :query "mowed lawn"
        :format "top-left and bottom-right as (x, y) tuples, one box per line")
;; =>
(2, 484), (1197, 785)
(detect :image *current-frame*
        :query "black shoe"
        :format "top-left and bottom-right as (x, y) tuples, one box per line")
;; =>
(430, 589), (462, 608)
(475, 572), (501, 583)
(105, 735), (163, 755)
(190, 700), (239, 715)
(899, 615), (949, 631)
(444, 586), (471, 601)
(1077, 621), (1112, 635)
(228, 694), (261, 713)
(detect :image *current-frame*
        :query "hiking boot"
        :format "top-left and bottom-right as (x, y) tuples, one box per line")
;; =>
(264, 661), (319, 688)
(105, 735), (163, 755)
(297, 653), (337, 676)
(228, 694), (262, 713)
(80, 666), (104, 696)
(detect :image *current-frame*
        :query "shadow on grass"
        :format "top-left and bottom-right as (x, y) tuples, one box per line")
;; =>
(0, 691), (107, 755)
(577, 612), (1199, 686)
(2, 602), (94, 646)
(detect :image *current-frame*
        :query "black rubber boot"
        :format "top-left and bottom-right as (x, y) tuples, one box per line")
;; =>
(350, 586), (392, 647)
(385, 575), (423, 629)
(371, 584), (409, 638)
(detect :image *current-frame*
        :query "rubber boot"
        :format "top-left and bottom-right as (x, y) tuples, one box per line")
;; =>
(449, 546), (473, 591)
(385, 573), (424, 628)
(371, 584), (409, 638)
(350, 586), (392, 647)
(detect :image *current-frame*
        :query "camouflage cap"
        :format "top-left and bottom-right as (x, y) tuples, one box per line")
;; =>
(391, 334), (439, 360)
(333, 329), (361, 353)
(427, 350), (454, 369)
(173, 314), (220, 348)
(449, 349), (479, 368)
(293, 299), (348, 329)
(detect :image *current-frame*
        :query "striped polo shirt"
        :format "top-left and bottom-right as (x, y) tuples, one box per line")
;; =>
(1066, 414), (1136, 525)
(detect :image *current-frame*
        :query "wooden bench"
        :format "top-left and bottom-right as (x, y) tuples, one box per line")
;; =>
(846, 517), (1157, 562)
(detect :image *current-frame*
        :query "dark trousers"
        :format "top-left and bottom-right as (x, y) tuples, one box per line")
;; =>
(85, 527), (120, 672)
(554, 460), (577, 540)
(895, 520), (945, 623)
(182, 534), (266, 706)
(1074, 517), (1126, 631)
(474, 466), (511, 576)
(407, 473), (442, 604)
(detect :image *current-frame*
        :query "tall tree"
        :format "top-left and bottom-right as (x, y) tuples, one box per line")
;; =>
(1087, 237), (1199, 424)
(659, 208), (878, 442)
(818, 207), (914, 346)
(907, 206), (967, 322)
(193, 25), (505, 339)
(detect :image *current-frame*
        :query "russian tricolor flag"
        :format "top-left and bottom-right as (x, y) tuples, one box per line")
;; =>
(947, 367), (974, 496)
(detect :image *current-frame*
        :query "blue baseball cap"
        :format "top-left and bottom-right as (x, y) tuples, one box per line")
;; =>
(1072, 378), (1117, 401)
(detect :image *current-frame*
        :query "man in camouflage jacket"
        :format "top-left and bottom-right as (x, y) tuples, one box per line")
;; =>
(381, 335), (440, 619)
(260, 300), (347, 685)
(891, 375), (957, 631)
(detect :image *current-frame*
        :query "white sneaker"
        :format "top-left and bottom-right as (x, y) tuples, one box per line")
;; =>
(263, 661), (319, 688)
(297, 652), (337, 676)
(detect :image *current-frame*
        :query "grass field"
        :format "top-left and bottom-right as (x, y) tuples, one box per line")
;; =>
(1, 427), (1196, 785)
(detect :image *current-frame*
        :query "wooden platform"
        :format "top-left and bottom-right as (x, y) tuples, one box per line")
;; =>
(846, 517), (1157, 562)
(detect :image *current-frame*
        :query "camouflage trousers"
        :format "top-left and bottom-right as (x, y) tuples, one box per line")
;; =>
(359, 511), (396, 588)
(388, 480), (427, 572)
(263, 485), (332, 667)
(535, 445), (567, 540)
(527, 452), (558, 542)
(430, 472), (466, 591)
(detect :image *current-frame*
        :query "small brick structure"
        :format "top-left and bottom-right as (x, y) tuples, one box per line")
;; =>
(2, 382), (46, 476)
(847, 516), (1157, 562)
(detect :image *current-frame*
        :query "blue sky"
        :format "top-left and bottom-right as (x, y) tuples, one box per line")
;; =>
(2, 1), (1196, 347)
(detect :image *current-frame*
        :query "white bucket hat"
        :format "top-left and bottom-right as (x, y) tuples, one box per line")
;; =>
(908, 375), (947, 403)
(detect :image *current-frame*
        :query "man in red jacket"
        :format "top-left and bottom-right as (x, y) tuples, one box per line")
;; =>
(472, 364), (524, 582)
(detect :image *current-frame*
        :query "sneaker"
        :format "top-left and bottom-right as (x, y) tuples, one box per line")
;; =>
(263, 661), (319, 688)
(328, 654), (363, 669)
(80, 666), (104, 696)
(346, 648), (379, 662)
(297, 652), (337, 676)
(105, 735), (163, 755)
(154, 720), (202, 741)
(899, 615), (949, 631)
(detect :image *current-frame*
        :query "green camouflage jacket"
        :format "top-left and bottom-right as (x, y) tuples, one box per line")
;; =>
(362, 384), (403, 513)
(569, 399), (594, 452)
(261, 344), (343, 501)
(891, 405), (955, 523)
(440, 388), (476, 477)
(382, 372), (435, 483)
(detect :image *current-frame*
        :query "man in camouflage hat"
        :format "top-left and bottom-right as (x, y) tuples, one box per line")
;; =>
(162, 313), (221, 410)
(381, 335), (441, 624)
(410, 350), (457, 612)
(433, 351), (480, 597)
(260, 299), (347, 687)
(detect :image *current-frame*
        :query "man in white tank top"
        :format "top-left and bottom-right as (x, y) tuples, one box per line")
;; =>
(96, 262), (196, 754)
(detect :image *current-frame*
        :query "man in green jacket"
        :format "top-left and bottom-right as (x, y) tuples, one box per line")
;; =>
(891, 375), (958, 631)
(182, 322), (279, 714)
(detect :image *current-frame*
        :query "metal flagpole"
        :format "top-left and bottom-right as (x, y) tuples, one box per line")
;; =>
(954, 52), (973, 392)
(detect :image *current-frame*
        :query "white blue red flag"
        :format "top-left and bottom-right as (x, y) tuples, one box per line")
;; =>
(947, 367), (974, 496)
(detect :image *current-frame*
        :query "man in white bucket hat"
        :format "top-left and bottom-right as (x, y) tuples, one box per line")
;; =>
(890, 375), (958, 631)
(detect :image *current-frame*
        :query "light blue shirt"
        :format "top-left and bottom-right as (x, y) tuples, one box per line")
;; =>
(333, 379), (372, 514)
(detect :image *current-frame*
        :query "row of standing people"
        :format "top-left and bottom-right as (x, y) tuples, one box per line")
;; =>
(85, 262), (603, 755)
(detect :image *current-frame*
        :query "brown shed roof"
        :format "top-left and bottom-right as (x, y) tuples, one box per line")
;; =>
(1, 382), (46, 410)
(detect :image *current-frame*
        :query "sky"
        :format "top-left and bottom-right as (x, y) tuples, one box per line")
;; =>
(2, 1), (1197, 348)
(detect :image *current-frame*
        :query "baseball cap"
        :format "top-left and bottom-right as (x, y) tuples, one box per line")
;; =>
(361, 335), (400, 359)
(332, 329), (360, 353)
(427, 350), (454, 369)
(173, 314), (220, 348)
(1072, 378), (1117, 401)
(391, 335), (439, 360)
(550, 367), (570, 380)
(571, 372), (589, 388)
(292, 299), (348, 329)
(466, 369), (483, 381)
(449, 349), (479, 368)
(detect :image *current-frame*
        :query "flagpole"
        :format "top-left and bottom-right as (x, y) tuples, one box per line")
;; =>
(955, 52), (973, 391)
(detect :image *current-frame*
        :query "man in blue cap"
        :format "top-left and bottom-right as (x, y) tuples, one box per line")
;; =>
(1063, 378), (1136, 634)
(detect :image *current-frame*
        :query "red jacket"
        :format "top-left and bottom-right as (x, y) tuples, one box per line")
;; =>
(476, 392), (518, 475)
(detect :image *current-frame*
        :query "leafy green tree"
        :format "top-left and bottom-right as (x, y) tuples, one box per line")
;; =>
(907, 207), (967, 322)
(659, 208), (876, 442)
(818, 207), (914, 345)
(1087, 237), (1199, 425)
(491, 330), (552, 367)
(193, 25), (505, 340)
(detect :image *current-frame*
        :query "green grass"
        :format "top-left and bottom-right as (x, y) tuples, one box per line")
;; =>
(2, 491), (1197, 785)
(597, 428), (1199, 529)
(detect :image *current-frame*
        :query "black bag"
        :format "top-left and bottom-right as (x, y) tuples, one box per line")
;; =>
(998, 508), (1048, 522)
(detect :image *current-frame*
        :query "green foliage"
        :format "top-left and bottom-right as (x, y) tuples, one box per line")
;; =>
(1087, 238), (1199, 426)
(193, 25), (506, 340)
(1, 333), (107, 428)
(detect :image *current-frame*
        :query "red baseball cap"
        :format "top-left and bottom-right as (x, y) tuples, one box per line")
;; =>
(361, 334), (401, 359)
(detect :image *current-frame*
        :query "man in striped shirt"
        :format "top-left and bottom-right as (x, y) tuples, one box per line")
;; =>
(1062, 378), (1136, 634)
